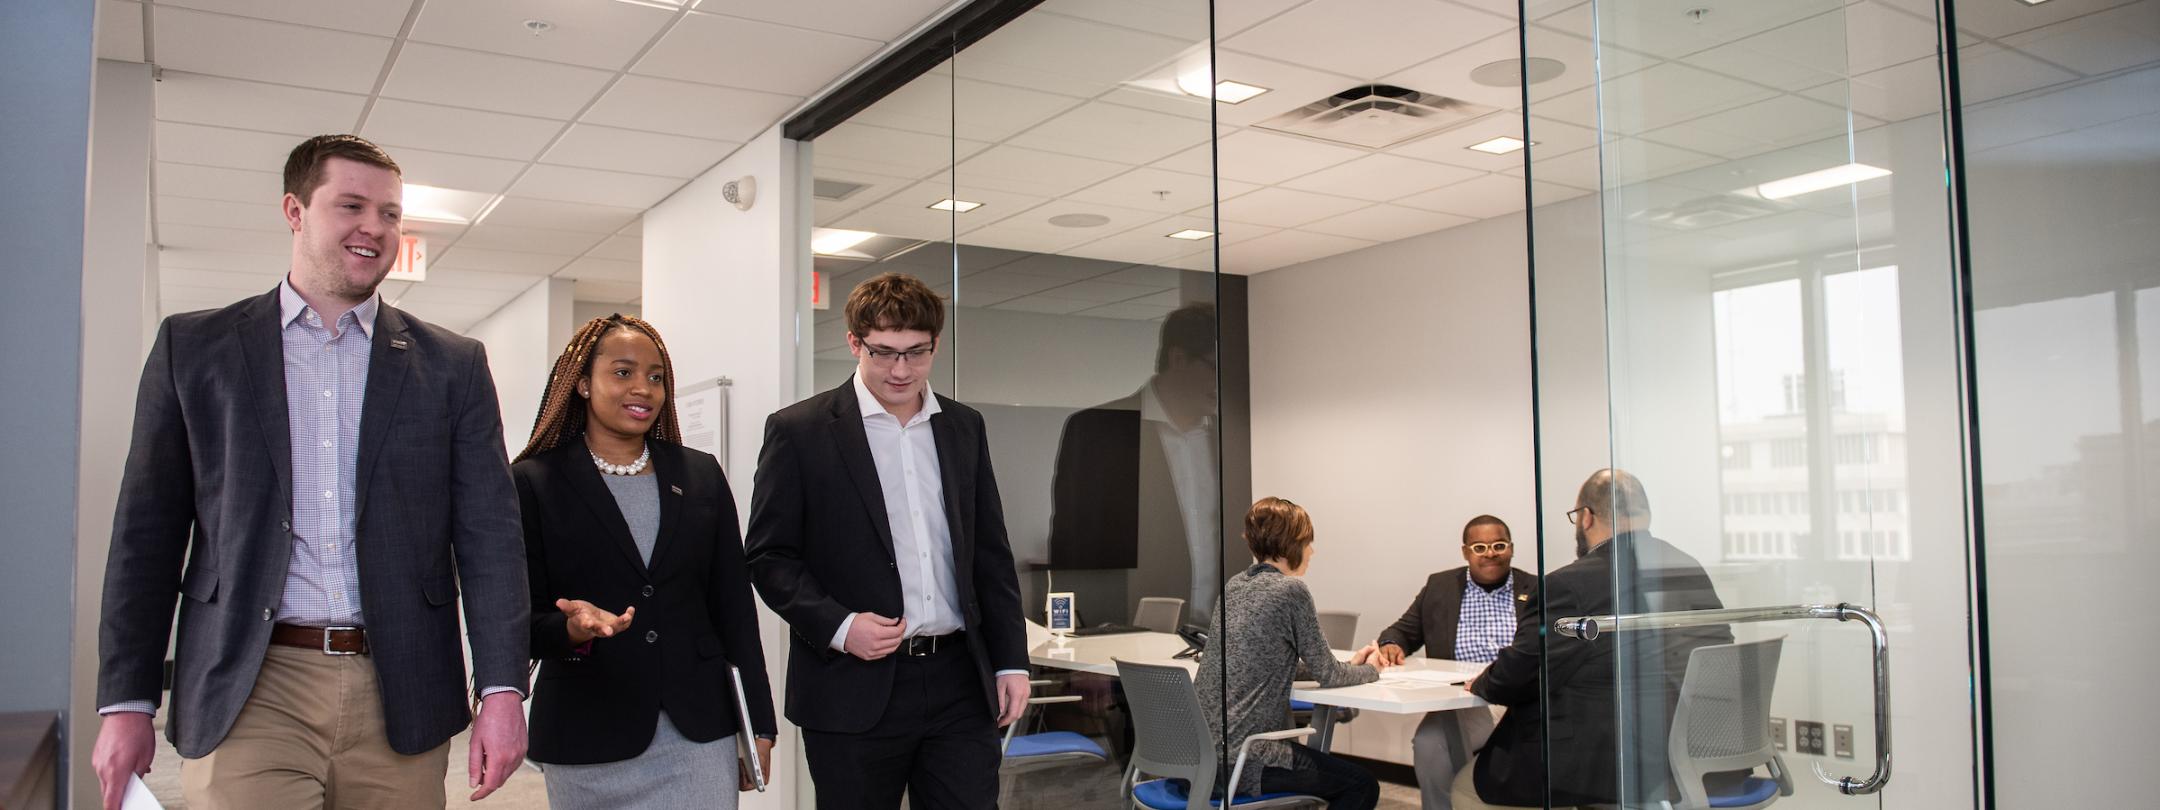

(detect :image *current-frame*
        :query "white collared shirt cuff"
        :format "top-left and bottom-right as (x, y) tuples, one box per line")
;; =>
(994, 669), (1028, 678)
(830, 612), (858, 653)
(99, 700), (156, 716)
(478, 685), (525, 701)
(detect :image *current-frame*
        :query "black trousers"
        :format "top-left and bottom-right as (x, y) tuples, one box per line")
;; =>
(1257, 741), (1380, 810)
(803, 644), (1001, 809)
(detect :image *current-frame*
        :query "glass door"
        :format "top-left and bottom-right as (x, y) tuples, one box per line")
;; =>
(1521, 0), (1982, 806)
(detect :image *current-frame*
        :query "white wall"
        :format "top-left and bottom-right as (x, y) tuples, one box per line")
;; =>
(1249, 212), (1538, 763)
(642, 125), (807, 808)
(73, 57), (157, 806)
(466, 278), (573, 457)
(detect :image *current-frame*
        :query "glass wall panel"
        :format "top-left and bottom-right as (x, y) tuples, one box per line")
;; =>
(1958, 0), (2160, 800)
(1526, 0), (1979, 805)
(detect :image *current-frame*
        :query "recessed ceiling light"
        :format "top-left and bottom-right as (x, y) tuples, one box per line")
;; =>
(2016, 0), (2052, 5)
(1213, 81), (1270, 104)
(401, 183), (492, 225)
(1467, 136), (1533, 155)
(1165, 229), (1214, 240)
(927, 198), (982, 213)
(1753, 163), (1893, 200)
(612, 0), (691, 9)
(811, 228), (877, 255)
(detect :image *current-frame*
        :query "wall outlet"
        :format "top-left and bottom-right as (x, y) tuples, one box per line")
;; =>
(1833, 723), (1855, 759)
(1795, 720), (1827, 755)
(1768, 717), (1787, 751)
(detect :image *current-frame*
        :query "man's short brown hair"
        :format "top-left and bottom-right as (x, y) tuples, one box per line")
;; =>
(283, 134), (400, 206)
(1244, 497), (1315, 569)
(845, 272), (945, 338)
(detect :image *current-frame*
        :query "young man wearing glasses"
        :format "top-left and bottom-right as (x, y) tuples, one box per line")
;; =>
(1372, 515), (1535, 810)
(745, 272), (1029, 808)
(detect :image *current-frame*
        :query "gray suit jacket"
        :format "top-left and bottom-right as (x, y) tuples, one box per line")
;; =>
(97, 287), (529, 757)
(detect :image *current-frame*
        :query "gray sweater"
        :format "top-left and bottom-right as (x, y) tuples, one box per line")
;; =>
(1195, 563), (1378, 796)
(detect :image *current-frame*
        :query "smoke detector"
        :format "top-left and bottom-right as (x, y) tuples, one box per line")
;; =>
(1253, 84), (1499, 149)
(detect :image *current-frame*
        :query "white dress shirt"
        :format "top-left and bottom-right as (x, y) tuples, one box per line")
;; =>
(830, 375), (1025, 678)
(1141, 382), (1219, 618)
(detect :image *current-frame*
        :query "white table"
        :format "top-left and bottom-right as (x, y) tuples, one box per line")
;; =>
(1028, 631), (1489, 750)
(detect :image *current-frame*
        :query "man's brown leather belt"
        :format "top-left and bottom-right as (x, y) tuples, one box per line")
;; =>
(270, 623), (369, 655)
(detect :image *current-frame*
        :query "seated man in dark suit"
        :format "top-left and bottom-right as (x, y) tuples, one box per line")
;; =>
(1371, 515), (1535, 810)
(1454, 470), (1732, 809)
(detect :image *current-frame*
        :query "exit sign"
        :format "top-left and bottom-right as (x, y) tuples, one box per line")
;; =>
(388, 234), (426, 282)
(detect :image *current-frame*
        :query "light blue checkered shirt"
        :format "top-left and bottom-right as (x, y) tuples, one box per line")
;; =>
(276, 279), (376, 627)
(1452, 575), (1515, 664)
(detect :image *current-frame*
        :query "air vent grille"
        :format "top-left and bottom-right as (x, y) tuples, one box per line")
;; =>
(1253, 84), (1499, 149)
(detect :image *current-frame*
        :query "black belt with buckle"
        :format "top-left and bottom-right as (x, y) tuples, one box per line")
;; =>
(900, 632), (963, 657)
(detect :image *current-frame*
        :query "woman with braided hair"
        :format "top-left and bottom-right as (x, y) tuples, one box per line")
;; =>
(512, 314), (777, 809)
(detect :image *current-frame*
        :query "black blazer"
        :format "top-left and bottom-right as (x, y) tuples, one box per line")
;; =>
(1046, 389), (1216, 626)
(1375, 566), (1536, 659)
(98, 288), (529, 757)
(1469, 533), (1731, 806)
(515, 437), (778, 765)
(744, 380), (1029, 734)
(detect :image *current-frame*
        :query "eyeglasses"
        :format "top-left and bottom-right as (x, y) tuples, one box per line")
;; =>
(861, 345), (934, 367)
(1466, 540), (1511, 556)
(1565, 506), (1593, 526)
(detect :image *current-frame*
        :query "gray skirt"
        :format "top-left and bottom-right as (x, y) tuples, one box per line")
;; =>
(538, 712), (739, 810)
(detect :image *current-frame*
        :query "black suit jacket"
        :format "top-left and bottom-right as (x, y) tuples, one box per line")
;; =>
(744, 381), (1028, 733)
(1469, 533), (1731, 806)
(1375, 566), (1536, 660)
(514, 437), (778, 764)
(98, 288), (529, 757)
(1046, 389), (1216, 625)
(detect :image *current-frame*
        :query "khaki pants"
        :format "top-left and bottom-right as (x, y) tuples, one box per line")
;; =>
(1413, 706), (1500, 810)
(182, 644), (450, 810)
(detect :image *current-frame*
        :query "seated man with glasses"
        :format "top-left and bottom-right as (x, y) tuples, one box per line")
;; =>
(1372, 516), (1535, 810)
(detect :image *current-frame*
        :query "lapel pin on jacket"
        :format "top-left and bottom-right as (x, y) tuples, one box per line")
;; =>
(669, 484), (683, 495)
(390, 337), (410, 350)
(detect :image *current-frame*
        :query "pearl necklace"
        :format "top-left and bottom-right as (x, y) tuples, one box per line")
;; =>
(590, 443), (651, 476)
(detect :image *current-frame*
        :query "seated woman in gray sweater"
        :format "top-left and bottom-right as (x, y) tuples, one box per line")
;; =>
(1196, 497), (1388, 809)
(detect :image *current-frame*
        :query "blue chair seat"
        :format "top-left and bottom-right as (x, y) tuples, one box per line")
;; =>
(1133, 778), (1311, 808)
(1287, 699), (1315, 712)
(1708, 776), (1781, 808)
(1005, 731), (1106, 760)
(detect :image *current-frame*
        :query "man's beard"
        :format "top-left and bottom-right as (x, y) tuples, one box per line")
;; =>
(1575, 524), (1590, 558)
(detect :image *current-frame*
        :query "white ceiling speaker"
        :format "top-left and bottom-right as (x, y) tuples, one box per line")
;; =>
(723, 176), (756, 211)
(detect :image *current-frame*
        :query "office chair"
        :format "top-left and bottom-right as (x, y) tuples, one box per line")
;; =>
(1665, 637), (1794, 809)
(1115, 659), (1323, 809)
(1133, 597), (1186, 633)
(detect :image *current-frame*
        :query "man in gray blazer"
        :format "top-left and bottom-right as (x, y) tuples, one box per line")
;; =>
(89, 135), (530, 810)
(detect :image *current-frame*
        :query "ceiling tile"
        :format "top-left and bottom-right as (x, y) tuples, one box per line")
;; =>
(384, 147), (529, 195)
(1537, 62), (1777, 134)
(156, 162), (282, 205)
(479, 197), (643, 235)
(1535, 0), (1831, 60)
(1957, 42), (2081, 104)
(955, 145), (1131, 198)
(583, 75), (803, 141)
(955, 11), (1191, 98)
(159, 0), (412, 37)
(154, 71), (366, 136)
(1802, 57), (1941, 123)
(409, 0), (675, 70)
(159, 223), (290, 254)
(393, 282), (515, 308)
(1999, 0), (2160, 77)
(636, 12), (883, 96)
(157, 196), (286, 232)
(417, 268), (559, 292)
(431, 245), (575, 275)
(155, 121), (297, 173)
(1216, 186), (1372, 228)
(974, 200), (1165, 241)
(1642, 95), (1870, 160)
(814, 123), (991, 179)
(708, 0), (953, 43)
(99, 0), (145, 61)
(587, 235), (643, 262)
(830, 203), (956, 243)
(1300, 203), (1476, 241)
(1092, 265), (1185, 289)
(158, 247), (288, 274)
(1034, 279), (1164, 304)
(988, 295), (1099, 315)
(161, 266), (279, 293)
(455, 223), (608, 256)
(1936, 0), (2142, 40)
(509, 165), (686, 209)
(890, 182), (1050, 226)
(1066, 167), (1261, 214)
(380, 43), (614, 120)
(1280, 153), (1485, 201)
(1160, 129), (1366, 186)
(1384, 33), (1534, 112)
(1006, 101), (1213, 165)
(542, 124), (740, 178)
(153, 7), (392, 93)
(574, 279), (643, 304)
(1077, 301), (1180, 321)
(950, 271), (1070, 303)
(1225, 0), (1515, 80)
(1220, 229), (1377, 273)
(1508, 137), (1719, 188)
(1845, 1), (1949, 76)
(944, 80), (1093, 142)
(1395, 172), (1529, 218)
(362, 99), (564, 161)
(1390, 112), (1539, 171)
(557, 256), (641, 283)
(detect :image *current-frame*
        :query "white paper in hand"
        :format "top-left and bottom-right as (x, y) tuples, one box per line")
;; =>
(122, 774), (165, 810)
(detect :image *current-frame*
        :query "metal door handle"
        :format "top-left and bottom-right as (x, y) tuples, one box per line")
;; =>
(1553, 603), (1892, 795)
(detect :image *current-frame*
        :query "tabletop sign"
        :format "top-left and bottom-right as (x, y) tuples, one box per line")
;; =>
(1046, 592), (1075, 636)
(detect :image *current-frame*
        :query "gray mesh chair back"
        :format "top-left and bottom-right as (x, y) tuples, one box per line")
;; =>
(1315, 610), (1359, 651)
(1115, 659), (1218, 810)
(1134, 597), (1186, 633)
(1667, 636), (1794, 810)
